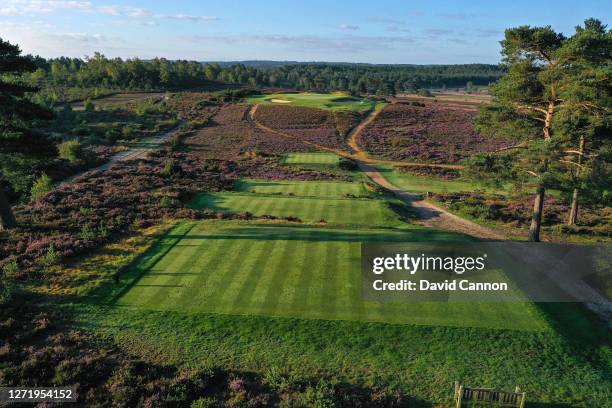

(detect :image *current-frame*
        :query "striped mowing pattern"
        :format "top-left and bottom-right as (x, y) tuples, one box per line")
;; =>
(190, 192), (396, 226)
(236, 180), (367, 198)
(282, 153), (340, 165)
(115, 221), (548, 331)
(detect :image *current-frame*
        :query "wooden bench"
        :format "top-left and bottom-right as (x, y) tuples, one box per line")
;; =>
(454, 382), (526, 407)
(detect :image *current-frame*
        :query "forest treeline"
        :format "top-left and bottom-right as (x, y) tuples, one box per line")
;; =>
(24, 53), (502, 101)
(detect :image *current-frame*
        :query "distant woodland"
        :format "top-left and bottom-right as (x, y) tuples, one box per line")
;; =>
(22, 54), (502, 102)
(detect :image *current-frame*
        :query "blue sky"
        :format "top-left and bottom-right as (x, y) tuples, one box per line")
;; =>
(1, 0), (610, 63)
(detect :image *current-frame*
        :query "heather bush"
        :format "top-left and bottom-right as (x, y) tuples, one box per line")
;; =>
(256, 105), (347, 150)
(186, 104), (314, 160)
(432, 192), (612, 236)
(30, 173), (54, 201)
(2, 152), (234, 273)
(301, 380), (337, 408)
(360, 104), (514, 163)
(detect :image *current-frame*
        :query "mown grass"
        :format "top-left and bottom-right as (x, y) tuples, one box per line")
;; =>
(190, 192), (402, 226)
(247, 92), (376, 111)
(65, 152), (611, 407)
(74, 249), (610, 407)
(235, 179), (370, 198)
(281, 152), (360, 178)
(376, 165), (506, 194)
(282, 152), (340, 165)
(104, 220), (546, 331)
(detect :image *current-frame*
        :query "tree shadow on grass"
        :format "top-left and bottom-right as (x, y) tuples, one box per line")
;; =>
(162, 225), (466, 243)
(83, 222), (195, 305)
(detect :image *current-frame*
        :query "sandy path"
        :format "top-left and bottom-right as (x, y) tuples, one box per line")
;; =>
(346, 107), (504, 239)
(250, 104), (503, 240)
(59, 126), (179, 185)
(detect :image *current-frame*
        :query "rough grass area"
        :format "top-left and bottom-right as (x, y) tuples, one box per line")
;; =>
(247, 92), (375, 111)
(376, 165), (505, 194)
(190, 192), (400, 226)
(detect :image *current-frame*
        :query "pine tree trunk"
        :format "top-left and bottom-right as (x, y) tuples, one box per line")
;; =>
(568, 188), (579, 226)
(568, 134), (585, 226)
(528, 185), (545, 242)
(0, 188), (16, 231)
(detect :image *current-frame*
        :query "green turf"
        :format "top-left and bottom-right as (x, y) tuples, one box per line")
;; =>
(247, 92), (376, 111)
(376, 165), (507, 194)
(72, 157), (611, 406)
(235, 179), (369, 198)
(78, 300), (610, 407)
(190, 192), (401, 226)
(109, 220), (545, 331)
(282, 152), (340, 165)
(80, 218), (609, 405)
(280, 152), (360, 178)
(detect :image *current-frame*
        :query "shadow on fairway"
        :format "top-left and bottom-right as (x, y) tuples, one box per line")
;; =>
(85, 223), (195, 305)
(162, 225), (467, 243)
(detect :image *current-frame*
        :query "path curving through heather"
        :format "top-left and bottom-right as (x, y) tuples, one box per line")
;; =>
(59, 125), (181, 186)
(249, 103), (504, 240)
(346, 106), (505, 240)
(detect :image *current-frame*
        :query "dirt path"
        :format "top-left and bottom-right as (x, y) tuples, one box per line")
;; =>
(59, 126), (179, 185)
(249, 104), (503, 240)
(347, 106), (382, 160)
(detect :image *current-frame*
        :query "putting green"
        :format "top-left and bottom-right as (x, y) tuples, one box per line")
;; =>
(114, 220), (547, 331)
(247, 92), (375, 111)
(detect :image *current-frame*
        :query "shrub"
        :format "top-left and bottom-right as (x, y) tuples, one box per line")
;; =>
(39, 244), (58, 267)
(338, 158), (358, 171)
(83, 99), (94, 112)
(170, 134), (184, 150)
(58, 140), (83, 162)
(80, 224), (96, 241)
(301, 381), (337, 408)
(160, 196), (179, 208)
(30, 173), (53, 201)
(162, 158), (176, 177)
(191, 397), (216, 408)
(0, 260), (18, 305)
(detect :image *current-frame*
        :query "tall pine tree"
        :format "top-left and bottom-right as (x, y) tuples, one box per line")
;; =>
(0, 38), (52, 230)
(471, 24), (573, 241)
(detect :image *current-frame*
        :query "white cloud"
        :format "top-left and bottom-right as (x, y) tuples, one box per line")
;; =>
(49, 32), (106, 42)
(162, 14), (219, 22)
(0, 1), (216, 22)
(337, 23), (358, 30)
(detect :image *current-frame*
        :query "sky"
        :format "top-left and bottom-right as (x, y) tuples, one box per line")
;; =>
(1, 0), (610, 64)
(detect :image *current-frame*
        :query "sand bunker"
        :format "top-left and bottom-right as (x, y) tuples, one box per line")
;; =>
(269, 98), (292, 103)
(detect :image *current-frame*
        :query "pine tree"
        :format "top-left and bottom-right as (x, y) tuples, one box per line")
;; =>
(0, 38), (52, 230)
(473, 24), (569, 241)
